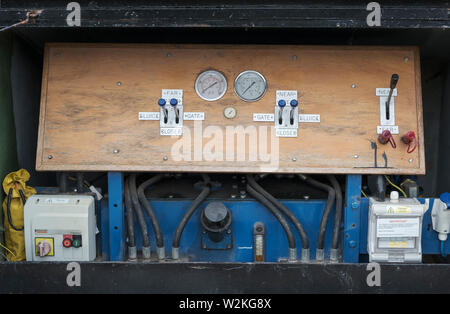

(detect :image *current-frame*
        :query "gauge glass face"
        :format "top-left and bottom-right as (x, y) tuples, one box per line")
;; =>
(195, 70), (227, 101)
(234, 70), (267, 102)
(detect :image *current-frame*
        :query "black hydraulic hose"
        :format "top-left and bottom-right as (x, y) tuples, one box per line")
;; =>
(124, 176), (136, 248)
(246, 184), (296, 250)
(137, 174), (165, 249)
(328, 175), (343, 250)
(59, 172), (68, 193)
(6, 188), (23, 231)
(246, 174), (309, 249)
(76, 173), (84, 193)
(172, 177), (211, 249)
(298, 174), (335, 250)
(128, 175), (150, 248)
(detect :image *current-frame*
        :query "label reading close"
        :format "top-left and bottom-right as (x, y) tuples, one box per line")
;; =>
(160, 128), (182, 136)
(276, 129), (298, 137)
(376, 218), (420, 238)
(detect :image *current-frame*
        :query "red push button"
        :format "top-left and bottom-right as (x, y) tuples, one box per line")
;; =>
(62, 235), (73, 248)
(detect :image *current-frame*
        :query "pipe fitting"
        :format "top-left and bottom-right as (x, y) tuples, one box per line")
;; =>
(172, 247), (180, 260)
(157, 246), (165, 260)
(316, 248), (324, 261)
(128, 246), (137, 260)
(330, 248), (339, 262)
(142, 246), (151, 259)
(301, 248), (310, 262)
(288, 248), (297, 262)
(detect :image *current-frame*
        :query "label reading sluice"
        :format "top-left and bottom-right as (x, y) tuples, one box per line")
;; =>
(299, 114), (320, 123)
(183, 112), (205, 120)
(139, 112), (160, 120)
(160, 128), (182, 136)
(376, 218), (420, 237)
(253, 113), (274, 122)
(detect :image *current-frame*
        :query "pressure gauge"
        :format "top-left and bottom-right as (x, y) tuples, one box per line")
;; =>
(234, 70), (267, 102)
(224, 106), (237, 119)
(195, 70), (227, 101)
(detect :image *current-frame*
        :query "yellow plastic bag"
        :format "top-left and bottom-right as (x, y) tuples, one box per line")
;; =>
(2, 169), (36, 261)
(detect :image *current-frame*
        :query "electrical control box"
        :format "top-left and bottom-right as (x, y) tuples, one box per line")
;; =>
(367, 192), (428, 263)
(24, 195), (97, 261)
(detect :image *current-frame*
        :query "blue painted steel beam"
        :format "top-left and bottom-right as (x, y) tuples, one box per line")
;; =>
(343, 175), (362, 263)
(107, 172), (125, 261)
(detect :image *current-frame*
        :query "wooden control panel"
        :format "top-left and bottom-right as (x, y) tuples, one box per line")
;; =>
(37, 44), (424, 174)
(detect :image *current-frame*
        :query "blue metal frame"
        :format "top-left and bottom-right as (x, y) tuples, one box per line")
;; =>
(107, 172), (125, 261)
(104, 173), (448, 262)
(343, 175), (362, 263)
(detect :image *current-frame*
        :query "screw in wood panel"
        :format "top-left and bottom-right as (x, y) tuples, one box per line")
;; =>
(116, 81), (122, 86)
(408, 158), (413, 163)
(292, 157), (297, 162)
(47, 155), (53, 159)
(292, 55), (298, 60)
(167, 53), (172, 57)
(113, 149), (119, 154)
(404, 57), (409, 62)
(55, 53), (60, 58)
(353, 154), (359, 158)
(351, 84), (356, 88)
(163, 155), (168, 161)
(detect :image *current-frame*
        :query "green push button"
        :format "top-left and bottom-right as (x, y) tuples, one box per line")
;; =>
(72, 235), (82, 248)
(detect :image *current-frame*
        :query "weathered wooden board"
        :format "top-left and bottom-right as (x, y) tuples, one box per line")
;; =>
(37, 44), (425, 174)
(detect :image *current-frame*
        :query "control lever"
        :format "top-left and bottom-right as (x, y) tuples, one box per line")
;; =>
(278, 100), (286, 125)
(289, 99), (298, 125)
(170, 98), (179, 124)
(385, 74), (399, 120)
(158, 98), (168, 123)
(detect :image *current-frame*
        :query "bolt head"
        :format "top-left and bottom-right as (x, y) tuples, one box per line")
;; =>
(47, 155), (53, 159)
(113, 149), (119, 154)
(292, 157), (297, 162)
(408, 158), (413, 163)
(351, 84), (356, 88)
(163, 156), (168, 161)
(116, 82), (121, 86)
(354, 154), (359, 159)
(348, 240), (357, 248)
(351, 202), (359, 209)
(404, 57), (409, 62)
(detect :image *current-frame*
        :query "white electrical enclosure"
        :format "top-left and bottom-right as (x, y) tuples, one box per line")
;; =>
(24, 195), (96, 261)
(368, 193), (428, 263)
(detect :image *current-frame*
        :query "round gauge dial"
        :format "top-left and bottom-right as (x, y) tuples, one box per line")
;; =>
(234, 70), (267, 102)
(195, 70), (227, 101)
(224, 106), (237, 119)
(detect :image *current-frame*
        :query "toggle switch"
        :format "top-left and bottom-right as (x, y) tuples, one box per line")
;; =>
(158, 98), (168, 123)
(290, 99), (298, 125)
(386, 74), (399, 120)
(278, 99), (286, 125)
(170, 98), (179, 123)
